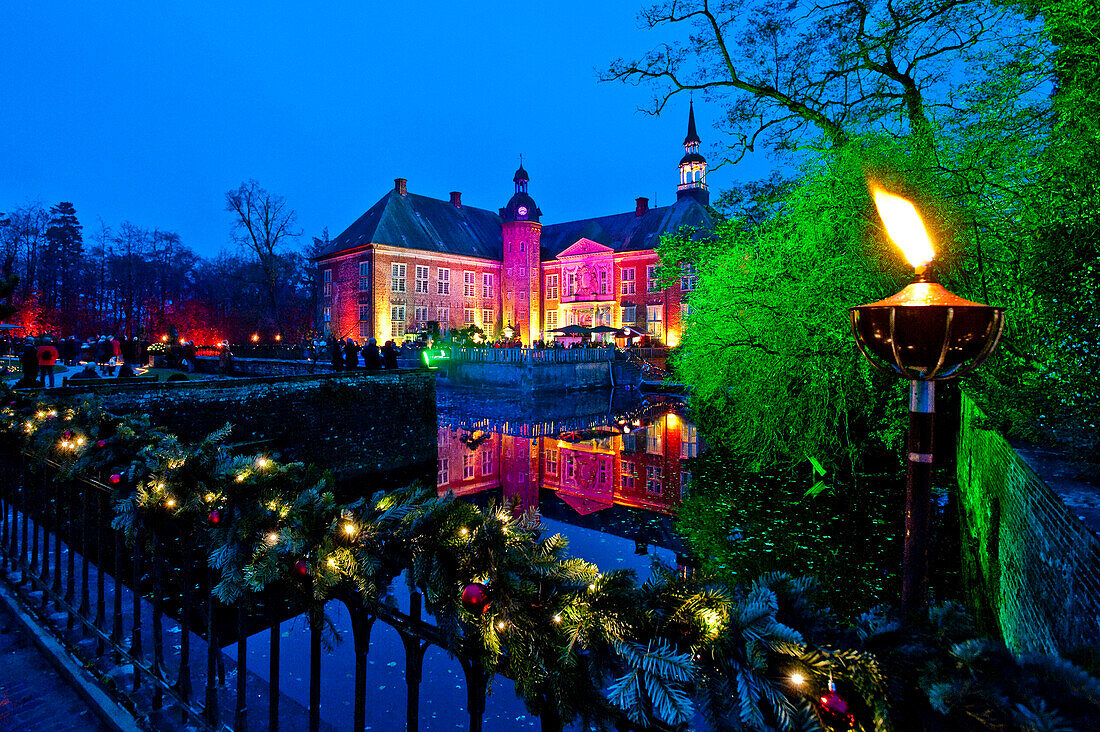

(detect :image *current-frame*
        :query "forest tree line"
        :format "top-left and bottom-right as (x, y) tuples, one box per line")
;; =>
(0, 182), (317, 345)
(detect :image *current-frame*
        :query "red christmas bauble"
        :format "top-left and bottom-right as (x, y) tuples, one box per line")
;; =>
(461, 583), (491, 615)
(818, 682), (856, 729)
(109, 473), (122, 485)
(293, 559), (310, 578)
(63, 430), (72, 439)
(207, 509), (223, 526)
(96, 439), (107, 448)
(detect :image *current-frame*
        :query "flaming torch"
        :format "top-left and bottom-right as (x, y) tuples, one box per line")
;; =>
(850, 186), (1005, 612)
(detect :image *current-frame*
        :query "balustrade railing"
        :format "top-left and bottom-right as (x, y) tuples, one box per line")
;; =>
(0, 449), (642, 732)
(449, 347), (615, 364)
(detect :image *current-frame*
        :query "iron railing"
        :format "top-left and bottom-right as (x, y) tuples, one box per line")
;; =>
(0, 449), (607, 732)
(449, 347), (615, 364)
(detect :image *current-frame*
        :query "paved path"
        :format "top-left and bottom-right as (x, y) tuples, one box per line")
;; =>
(0, 598), (106, 731)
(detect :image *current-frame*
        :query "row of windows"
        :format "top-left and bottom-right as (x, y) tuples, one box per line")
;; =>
(436, 449), (495, 486)
(436, 425), (696, 490)
(545, 303), (692, 330)
(389, 264), (492, 297)
(331, 302), (692, 338)
(323, 262), (698, 299)
(546, 263), (698, 298)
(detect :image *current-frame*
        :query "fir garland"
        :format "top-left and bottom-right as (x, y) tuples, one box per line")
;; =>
(3, 388), (1098, 731)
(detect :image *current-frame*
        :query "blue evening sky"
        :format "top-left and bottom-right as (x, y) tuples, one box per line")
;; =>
(1, 2), (768, 256)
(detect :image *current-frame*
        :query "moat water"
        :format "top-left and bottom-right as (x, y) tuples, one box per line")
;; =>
(226, 385), (698, 730)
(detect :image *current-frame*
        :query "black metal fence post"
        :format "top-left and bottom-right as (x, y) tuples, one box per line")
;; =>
(176, 534), (193, 713)
(52, 469), (63, 607)
(112, 516), (124, 663)
(309, 601), (322, 732)
(65, 480), (78, 630)
(132, 523), (144, 692)
(235, 598), (248, 731)
(268, 602), (280, 732)
(204, 580), (219, 727)
(95, 489), (107, 655)
(79, 487), (91, 630)
(152, 532), (165, 711)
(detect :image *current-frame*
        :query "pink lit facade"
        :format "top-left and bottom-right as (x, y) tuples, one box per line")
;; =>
(435, 412), (699, 518)
(315, 105), (712, 345)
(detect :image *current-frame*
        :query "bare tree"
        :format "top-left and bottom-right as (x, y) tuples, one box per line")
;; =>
(0, 203), (50, 301)
(604, 0), (1049, 166)
(225, 180), (301, 333)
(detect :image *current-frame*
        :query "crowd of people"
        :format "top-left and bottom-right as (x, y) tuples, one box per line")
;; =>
(306, 336), (411, 372)
(1, 333), (146, 388)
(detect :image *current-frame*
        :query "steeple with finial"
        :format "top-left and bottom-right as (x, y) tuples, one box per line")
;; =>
(677, 101), (709, 205)
(500, 156), (543, 345)
(501, 155), (541, 222)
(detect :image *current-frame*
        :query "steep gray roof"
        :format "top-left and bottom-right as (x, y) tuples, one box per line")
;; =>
(317, 189), (714, 263)
(540, 196), (714, 260)
(316, 190), (503, 261)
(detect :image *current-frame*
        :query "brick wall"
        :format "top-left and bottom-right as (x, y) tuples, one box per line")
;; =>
(956, 393), (1100, 654)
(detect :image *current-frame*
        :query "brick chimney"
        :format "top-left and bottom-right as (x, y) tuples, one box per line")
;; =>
(394, 178), (407, 196)
(635, 197), (649, 217)
(450, 191), (462, 208)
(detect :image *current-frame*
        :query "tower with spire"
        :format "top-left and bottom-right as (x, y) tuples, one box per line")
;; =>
(500, 162), (543, 342)
(677, 101), (709, 205)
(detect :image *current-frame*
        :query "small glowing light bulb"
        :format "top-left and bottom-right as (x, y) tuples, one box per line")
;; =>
(256, 457), (270, 469)
(552, 614), (562, 624)
(496, 620), (506, 630)
(790, 672), (805, 686)
(459, 527), (469, 536)
(204, 492), (217, 503)
(327, 556), (337, 568)
(236, 474), (245, 482)
(165, 497), (177, 508)
(343, 522), (357, 536)
(265, 531), (280, 545)
(588, 583), (596, 591)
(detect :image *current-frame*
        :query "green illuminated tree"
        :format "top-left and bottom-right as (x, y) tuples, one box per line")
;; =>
(610, 0), (1100, 466)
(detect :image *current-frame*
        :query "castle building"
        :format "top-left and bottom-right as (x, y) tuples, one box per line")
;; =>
(315, 104), (713, 345)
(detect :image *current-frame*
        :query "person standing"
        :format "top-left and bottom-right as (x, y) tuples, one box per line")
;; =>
(328, 337), (344, 372)
(364, 338), (381, 370)
(382, 340), (399, 370)
(343, 338), (360, 370)
(96, 337), (113, 375)
(63, 335), (78, 366)
(37, 337), (59, 388)
(19, 338), (38, 387)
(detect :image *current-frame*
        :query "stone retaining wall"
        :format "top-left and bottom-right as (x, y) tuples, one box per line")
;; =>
(956, 394), (1100, 654)
(442, 359), (627, 390)
(60, 370), (436, 491)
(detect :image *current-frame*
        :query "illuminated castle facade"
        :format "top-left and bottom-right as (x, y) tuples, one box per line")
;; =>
(315, 104), (713, 345)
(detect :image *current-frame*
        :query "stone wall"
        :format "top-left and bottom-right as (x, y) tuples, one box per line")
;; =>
(64, 370), (437, 493)
(956, 394), (1100, 654)
(443, 360), (614, 390)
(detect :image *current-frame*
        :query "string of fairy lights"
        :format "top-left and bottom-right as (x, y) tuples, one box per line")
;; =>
(1, 393), (872, 730)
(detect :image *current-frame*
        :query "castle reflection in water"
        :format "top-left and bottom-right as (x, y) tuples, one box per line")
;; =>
(436, 390), (699, 555)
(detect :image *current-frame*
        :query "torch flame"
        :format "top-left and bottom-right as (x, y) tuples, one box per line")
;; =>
(871, 187), (935, 270)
